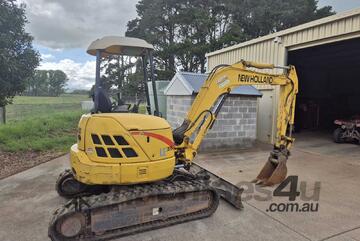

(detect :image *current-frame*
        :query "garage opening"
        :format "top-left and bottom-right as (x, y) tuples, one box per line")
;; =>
(288, 38), (360, 136)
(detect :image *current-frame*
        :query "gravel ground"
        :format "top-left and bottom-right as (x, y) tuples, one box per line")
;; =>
(0, 151), (64, 179)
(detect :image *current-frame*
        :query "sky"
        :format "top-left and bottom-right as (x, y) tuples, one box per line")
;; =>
(20, 0), (360, 90)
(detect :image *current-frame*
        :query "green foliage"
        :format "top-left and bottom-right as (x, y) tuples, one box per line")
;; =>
(126, 0), (179, 79)
(228, 0), (335, 40)
(0, 0), (40, 106)
(100, 56), (146, 102)
(0, 110), (82, 152)
(24, 69), (68, 96)
(126, 0), (335, 78)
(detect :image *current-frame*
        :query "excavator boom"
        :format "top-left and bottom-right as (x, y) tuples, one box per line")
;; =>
(173, 60), (298, 185)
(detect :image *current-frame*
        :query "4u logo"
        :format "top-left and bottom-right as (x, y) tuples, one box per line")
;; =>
(238, 175), (321, 202)
(273, 176), (320, 201)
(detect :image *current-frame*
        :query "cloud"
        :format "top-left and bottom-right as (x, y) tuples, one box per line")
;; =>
(40, 53), (54, 61)
(39, 59), (95, 90)
(21, 0), (138, 49)
(318, 0), (360, 13)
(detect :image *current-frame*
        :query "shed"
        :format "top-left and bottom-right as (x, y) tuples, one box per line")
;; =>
(164, 72), (262, 150)
(206, 8), (360, 144)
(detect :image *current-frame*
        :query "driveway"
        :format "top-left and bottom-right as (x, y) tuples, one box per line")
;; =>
(0, 132), (359, 241)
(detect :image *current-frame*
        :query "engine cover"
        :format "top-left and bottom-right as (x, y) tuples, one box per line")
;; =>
(70, 113), (175, 185)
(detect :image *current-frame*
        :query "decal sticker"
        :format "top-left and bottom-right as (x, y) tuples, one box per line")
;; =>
(131, 131), (175, 148)
(238, 74), (273, 84)
(217, 76), (230, 88)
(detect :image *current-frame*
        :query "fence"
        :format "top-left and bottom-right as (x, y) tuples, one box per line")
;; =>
(3, 95), (89, 123)
(0, 107), (5, 124)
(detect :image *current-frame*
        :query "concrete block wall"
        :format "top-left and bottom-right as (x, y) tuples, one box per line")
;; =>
(167, 95), (258, 150)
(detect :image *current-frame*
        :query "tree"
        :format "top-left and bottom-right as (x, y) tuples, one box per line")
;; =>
(26, 70), (48, 96)
(126, 0), (179, 79)
(121, 60), (146, 102)
(126, 0), (334, 76)
(228, 0), (335, 41)
(100, 56), (146, 102)
(101, 55), (136, 92)
(48, 70), (68, 96)
(174, 0), (234, 73)
(0, 0), (40, 106)
(24, 70), (68, 96)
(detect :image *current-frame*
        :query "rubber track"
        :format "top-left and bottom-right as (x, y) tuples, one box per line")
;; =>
(49, 179), (219, 241)
(55, 169), (99, 198)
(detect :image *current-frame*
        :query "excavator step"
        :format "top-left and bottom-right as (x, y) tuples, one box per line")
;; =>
(49, 179), (219, 241)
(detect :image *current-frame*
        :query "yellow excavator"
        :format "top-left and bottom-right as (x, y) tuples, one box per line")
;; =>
(49, 36), (298, 241)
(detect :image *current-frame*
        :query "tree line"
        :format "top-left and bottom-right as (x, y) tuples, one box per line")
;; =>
(24, 69), (68, 97)
(125, 0), (334, 79)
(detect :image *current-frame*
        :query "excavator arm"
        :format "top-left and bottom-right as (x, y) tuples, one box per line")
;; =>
(173, 60), (298, 185)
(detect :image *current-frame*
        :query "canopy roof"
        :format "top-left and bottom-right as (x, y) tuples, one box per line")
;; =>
(87, 36), (154, 57)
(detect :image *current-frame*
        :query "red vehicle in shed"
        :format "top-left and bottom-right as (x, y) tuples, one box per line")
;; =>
(333, 115), (360, 144)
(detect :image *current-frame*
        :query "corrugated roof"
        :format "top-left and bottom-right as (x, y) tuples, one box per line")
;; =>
(180, 72), (208, 93)
(206, 8), (360, 57)
(164, 71), (262, 97)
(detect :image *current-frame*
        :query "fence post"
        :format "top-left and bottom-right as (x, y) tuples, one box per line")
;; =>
(0, 106), (5, 124)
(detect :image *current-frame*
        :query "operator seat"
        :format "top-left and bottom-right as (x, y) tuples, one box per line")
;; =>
(93, 87), (139, 113)
(94, 87), (112, 113)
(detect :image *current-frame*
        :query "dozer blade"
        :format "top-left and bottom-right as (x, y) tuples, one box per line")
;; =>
(252, 151), (288, 186)
(192, 163), (244, 209)
(49, 179), (219, 241)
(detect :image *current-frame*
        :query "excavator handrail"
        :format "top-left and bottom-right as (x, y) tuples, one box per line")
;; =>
(240, 59), (291, 70)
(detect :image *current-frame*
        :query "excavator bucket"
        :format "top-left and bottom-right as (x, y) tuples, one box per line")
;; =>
(253, 150), (288, 186)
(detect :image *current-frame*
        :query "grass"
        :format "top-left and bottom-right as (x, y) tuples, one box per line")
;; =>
(0, 94), (90, 152)
(0, 110), (83, 152)
(6, 94), (90, 122)
(0, 94), (149, 153)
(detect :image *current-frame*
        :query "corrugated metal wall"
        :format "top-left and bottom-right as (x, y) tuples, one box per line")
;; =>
(206, 9), (360, 143)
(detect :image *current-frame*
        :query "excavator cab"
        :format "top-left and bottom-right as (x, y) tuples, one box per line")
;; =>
(87, 36), (161, 116)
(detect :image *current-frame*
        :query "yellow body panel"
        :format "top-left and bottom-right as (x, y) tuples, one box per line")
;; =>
(91, 113), (171, 130)
(130, 129), (174, 161)
(84, 116), (147, 164)
(72, 113), (175, 185)
(77, 114), (91, 151)
(70, 144), (175, 185)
